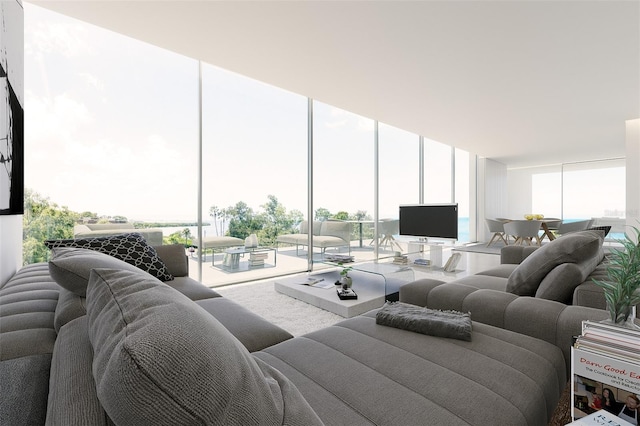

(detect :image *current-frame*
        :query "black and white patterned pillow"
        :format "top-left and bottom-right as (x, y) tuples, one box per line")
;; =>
(587, 226), (611, 238)
(45, 233), (174, 282)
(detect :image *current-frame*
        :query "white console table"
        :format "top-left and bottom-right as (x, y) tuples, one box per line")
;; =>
(406, 241), (443, 268)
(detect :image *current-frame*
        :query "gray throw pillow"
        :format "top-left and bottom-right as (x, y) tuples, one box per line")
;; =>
(45, 232), (173, 282)
(49, 247), (146, 296)
(506, 230), (604, 296)
(376, 301), (472, 341)
(86, 268), (322, 426)
(534, 245), (604, 303)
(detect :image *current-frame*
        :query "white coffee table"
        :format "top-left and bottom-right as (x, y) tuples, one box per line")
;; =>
(274, 262), (414, 318)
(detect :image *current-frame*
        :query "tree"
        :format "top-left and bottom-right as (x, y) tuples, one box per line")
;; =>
(209, 205), (220, 236)
(333, 211), (349, 220)
(259, 195), (302, 245)
(315, 207), (331, 221)
(163, 228), (193, 247)
(227, 201), (264, 239)
(23, 189), (79, 264)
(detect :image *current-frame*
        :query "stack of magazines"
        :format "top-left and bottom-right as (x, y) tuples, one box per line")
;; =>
(324, 254), (354, 263)
(575, 321), (640, 363)
(392, 254), (408, 265)
(569, 320), (640, 425)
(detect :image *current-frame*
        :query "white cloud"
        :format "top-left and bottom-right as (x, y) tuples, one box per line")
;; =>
(77, 72), (104, 92)
(25, 18), (93, 60)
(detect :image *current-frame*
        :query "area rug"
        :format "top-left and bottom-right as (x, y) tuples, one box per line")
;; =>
(548, 381), (571, 425)
(215, 278), (343, 337)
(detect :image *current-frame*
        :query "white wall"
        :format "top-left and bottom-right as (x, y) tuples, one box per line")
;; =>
(477, 158), (507, 241)
(0, 215), (21, 285)
(627, 118), (640, 240)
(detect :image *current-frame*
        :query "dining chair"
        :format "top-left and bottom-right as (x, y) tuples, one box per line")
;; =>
(556, 219), (593, 236)
(503, 220), (543, 246)
(539, 218), (562, 242)
(372, 219), (402, 252)
(485, 219), (508, 247)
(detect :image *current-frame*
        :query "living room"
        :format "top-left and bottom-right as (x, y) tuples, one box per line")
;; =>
(2, 1), (639, 288)
(1, 2), (639, 425)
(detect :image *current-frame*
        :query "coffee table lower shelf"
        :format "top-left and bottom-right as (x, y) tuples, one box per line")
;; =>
(274, 270), (387, 318)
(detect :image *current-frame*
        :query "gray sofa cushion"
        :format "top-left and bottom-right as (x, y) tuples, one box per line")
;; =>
(49, 247), (146, 297)
(506, 230), (603, 296)
(0, 354), (52, 426)
(195, 298), (293, 352)
(54, 288), (87, 332)
(46, 316), (108, 426)
(256, 313), (566, 425)
(45, 233), (173, 282)
(86, 268), (321, 426)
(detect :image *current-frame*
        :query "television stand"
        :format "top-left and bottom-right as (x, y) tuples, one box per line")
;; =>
(407, 241), (443, 268)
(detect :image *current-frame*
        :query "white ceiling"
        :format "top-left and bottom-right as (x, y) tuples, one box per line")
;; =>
(31, 0), (640, 168)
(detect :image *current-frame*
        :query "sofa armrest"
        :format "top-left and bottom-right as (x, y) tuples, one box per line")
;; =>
(154, 244), (189, 277)
(320, 221), (350, 243)
(399, 278), (446, 307)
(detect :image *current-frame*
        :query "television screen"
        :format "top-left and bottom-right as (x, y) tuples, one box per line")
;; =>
(399, 204), (458, 240)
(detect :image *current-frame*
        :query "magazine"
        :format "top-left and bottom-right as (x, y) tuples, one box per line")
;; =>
(568, 410), (635, 426)
(297, 277), (334, 289)
(572, 347), (640, 423)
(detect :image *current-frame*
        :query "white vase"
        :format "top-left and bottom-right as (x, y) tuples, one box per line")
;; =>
(600, 304), (640, 330)
(340, 276), (352, 289)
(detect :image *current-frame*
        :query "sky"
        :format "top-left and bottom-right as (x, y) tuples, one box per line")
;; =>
(23, 3), (467, 223)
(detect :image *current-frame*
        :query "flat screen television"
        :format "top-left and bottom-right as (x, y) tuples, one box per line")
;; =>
(399, 204), (458, 240)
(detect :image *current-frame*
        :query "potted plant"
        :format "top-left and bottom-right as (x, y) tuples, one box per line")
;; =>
(593, 225), (640, 329)
(339, 265), (353, 289)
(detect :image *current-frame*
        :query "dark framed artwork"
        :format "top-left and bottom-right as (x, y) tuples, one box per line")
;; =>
(0, 0), (24, 215)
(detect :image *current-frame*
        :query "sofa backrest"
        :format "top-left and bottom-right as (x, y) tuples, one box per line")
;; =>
(73, 224), (164, 247)
(85, 223), (133, 231)
(320, 220), (350, 242)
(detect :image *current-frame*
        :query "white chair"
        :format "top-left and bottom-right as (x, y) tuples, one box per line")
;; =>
(504, 220), (542, 246)
(373, 219), (402, 252)
(556, 219), (593, 236)
(485, 219), (508, 247)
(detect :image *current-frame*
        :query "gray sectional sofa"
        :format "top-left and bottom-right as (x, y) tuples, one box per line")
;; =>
(0, 231), (616, 425)
(401, 229), (615, 312)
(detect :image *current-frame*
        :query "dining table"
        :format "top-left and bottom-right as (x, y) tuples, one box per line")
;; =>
(538, 219), (562, 242)
(500, 217), (560, 244)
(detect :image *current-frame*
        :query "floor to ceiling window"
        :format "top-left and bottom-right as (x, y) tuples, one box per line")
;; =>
(424, 138), (453, 203)
(563, 159), (626, 238)
(23, 3), (198, 264)
(517, 158), (626, 240)
(201, 64), (307, 285)
(455, 148), (471, 243)
(23, 4), (478, 283)
(312, 102), (375, 261)
(378, 123), (420, 217)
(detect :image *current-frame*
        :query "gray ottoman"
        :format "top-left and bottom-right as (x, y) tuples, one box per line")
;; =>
(255, 309), (566, 425)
